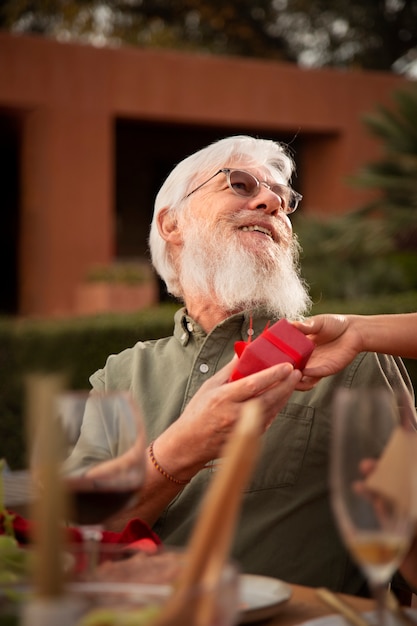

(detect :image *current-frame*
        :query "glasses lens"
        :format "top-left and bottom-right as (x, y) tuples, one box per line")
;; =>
(229, 170), (258, 197)
(270, 183), (290, 210)
(288, 196), (297, 211)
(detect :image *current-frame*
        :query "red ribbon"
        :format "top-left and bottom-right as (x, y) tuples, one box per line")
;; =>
(262, 329), (303, 368)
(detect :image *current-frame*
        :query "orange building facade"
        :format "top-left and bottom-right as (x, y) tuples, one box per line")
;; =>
(0, 32), (409, 317)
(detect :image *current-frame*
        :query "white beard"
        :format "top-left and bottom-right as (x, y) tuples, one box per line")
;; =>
(177, 214), (311, 320)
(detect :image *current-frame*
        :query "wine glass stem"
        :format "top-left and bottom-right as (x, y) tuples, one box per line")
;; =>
(80, 525), (103, 578)
(371, 582), (388, 626)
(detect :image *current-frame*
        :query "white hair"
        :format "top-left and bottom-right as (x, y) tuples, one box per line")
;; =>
(149, 135), (296, 295)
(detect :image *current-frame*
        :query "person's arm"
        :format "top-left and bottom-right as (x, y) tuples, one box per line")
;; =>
(106, 358), (302, 531)
(293, 313), (417, 385)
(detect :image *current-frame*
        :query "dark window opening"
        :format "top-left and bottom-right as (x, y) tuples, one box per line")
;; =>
(0, 110), (21, 315)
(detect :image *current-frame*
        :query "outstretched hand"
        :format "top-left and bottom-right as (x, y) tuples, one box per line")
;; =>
(292, 314), (364, 388)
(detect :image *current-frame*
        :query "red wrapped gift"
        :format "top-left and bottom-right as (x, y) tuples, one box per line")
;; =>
(1, 510), (162, 553)
(229, 318), (314, 382)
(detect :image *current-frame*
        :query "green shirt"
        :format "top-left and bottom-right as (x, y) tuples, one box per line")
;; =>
(90, 308), (414, 594)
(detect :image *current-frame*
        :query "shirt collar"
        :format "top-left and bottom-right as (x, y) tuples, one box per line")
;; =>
(173, 307), (277, 346)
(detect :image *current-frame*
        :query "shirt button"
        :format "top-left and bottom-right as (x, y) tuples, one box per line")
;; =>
(247, 328), (254, 337)
(187, 322), (194, 332)
(199, 363), (209, 374)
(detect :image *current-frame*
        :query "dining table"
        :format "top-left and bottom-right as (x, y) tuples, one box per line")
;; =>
(254, 584), (374, 626)
(0, 474), (401, 626)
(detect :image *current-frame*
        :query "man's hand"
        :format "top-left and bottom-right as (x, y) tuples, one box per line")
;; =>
(153, 358), (302, 479)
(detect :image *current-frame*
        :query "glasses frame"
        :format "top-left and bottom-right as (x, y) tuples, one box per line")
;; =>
(183, 168), (302, 214)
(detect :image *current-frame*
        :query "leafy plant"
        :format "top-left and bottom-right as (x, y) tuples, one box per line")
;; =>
(294, 84), (417, 303)
(351, 85), (417, 249)
(294, 212), (416, 302)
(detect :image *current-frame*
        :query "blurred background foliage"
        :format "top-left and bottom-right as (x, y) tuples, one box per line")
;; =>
(1, 0), (417, 75)
(293, 84), (417, 303)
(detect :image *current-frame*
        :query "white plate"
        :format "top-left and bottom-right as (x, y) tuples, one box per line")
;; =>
(300, 608), (417, 626)
(238, 574), (292, 624)
(68, 574), (291, 624)
(2, 575), (291, 623)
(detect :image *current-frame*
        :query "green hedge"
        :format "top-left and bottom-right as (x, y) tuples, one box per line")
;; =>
(308, 291), (417, 316)
(0, 304), (179, 469)
(1, 294), (416, 469)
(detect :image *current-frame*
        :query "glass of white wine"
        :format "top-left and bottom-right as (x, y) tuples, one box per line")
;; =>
(330, 387), (417, 624)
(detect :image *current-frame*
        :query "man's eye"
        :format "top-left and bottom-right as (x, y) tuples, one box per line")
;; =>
(233, 181), (248, 191)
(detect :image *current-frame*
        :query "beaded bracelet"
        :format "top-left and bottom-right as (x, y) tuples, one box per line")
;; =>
(148, 441), (190, 486)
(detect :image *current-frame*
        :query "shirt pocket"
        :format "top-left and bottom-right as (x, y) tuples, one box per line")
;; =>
(247, 402), (314, 491)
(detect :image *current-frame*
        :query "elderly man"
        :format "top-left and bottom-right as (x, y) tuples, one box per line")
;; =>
(81, 136), (413, 594)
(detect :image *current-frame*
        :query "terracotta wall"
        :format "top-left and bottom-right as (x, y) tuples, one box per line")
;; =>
(0, 33), (409, 316)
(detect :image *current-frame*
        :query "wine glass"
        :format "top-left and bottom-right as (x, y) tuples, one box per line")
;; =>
(32, 390), (147, 573)
(330, 387), (417, 624)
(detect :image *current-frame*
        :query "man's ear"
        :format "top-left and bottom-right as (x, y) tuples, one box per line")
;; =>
(157, 208), (182, 245)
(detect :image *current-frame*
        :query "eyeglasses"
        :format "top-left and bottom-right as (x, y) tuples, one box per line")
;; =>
(183, 168), (302, 214)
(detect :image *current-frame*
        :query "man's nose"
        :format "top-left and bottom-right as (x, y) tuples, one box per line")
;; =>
(248, 185), (283, 216)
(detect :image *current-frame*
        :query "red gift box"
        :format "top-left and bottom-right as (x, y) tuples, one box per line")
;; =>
(229, 318), (314, 382)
